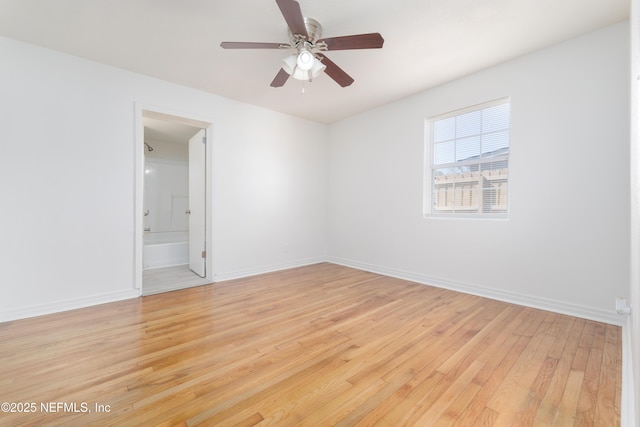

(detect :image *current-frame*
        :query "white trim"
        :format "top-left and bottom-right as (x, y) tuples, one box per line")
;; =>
(134, 102), (216, 292)
(327, 256), (625, 326)
(3, 256), (625, 328)
(213, 257), (327, 283)
(0, 258), (325, 323)
(622, 317), (636, 427)
(629, 0), (640, 425)
(0, 290), (139, 323)
(428, 97), (511, 122)
(424, 98), (511, 218)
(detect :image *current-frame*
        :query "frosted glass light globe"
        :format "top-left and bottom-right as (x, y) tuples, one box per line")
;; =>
(296, 50), (314, 71)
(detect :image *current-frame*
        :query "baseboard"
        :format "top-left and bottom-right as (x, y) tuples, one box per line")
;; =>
(0, 257), (326, 324)
(327, 256), (624, 326)
(212, 256), (327, 283)
(3, 257), (623, 327)
(0, 289), (140, 323)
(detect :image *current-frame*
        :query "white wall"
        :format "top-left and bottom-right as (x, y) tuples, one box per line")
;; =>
(0, 22), (630, 325)
(328, 22), (630, 324)
(211, 107), (329, 280)
(628, 0), (639, 424)
(144, 157), (189, 233)
(0, 37), (327, 321)
(0, 19), (634, 419)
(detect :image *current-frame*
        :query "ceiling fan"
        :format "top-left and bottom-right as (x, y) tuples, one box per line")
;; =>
(220, 0), (384, 88)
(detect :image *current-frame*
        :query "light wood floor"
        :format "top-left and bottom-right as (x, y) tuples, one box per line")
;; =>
(0, 263), (621, 426)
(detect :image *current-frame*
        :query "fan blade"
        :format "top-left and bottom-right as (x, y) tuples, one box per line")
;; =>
(317, 54), (354, 87)
(220, 42), (286, 49)
(270, 68), (290, 87)
(318, 33), (385, 50)
(275, 0), (308, 39)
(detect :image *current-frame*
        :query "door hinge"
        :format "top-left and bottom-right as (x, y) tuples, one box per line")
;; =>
(202, 136), (206, 145)
(201, 250), (206, 259)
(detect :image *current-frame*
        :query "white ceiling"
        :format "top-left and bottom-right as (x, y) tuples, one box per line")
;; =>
(0, 0), (630, 124)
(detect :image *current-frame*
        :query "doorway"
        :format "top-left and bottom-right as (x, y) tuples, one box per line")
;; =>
(135, 107), (213, 295)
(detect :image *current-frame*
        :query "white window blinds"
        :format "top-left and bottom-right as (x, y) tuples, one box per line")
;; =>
(426, 99), (510, 217)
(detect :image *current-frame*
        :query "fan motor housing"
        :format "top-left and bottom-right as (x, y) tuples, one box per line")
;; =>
(288, 17), (322, 43)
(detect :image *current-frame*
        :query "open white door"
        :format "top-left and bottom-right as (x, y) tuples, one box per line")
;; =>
(188, 129), (206, 277)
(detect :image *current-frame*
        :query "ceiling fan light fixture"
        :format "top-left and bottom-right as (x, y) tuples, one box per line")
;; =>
(292, 68), (312, 81)
(222, 0), (385, 88)
(281, 54), (297, 75)
(310, 59), (326, 78)
(296, 50), (314, 71)
(281, 52), (326, 81)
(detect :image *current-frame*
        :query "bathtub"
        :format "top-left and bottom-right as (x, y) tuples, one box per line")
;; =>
(144, 231), (189, 269)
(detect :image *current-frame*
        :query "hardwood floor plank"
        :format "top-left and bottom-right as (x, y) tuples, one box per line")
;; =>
(533, 317), (585, 425)
(432, 381), (483, 427)
(366, 304), (513, 424)
(487, 332), (557, 425)
(511, 355), (558, 426)
(300, 377), (390, 426)
(334, 369), (416, 427)
(445, 335), (530, 425)
(475, 406), (500, 426)
(0, 263), (621, 426)
(354, 305), (494, 425)
(575, 355), (602, 426)
(554, 369), (585, 426)
(412, 359), (486, 426)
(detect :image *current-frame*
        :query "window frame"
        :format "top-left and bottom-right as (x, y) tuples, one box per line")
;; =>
(423, 97), (511, 219)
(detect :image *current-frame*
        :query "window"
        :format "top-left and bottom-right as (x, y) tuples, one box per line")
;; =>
(425, 98), (510, 218)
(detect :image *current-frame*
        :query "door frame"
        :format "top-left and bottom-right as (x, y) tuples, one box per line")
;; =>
(134, 103), (214, 293)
